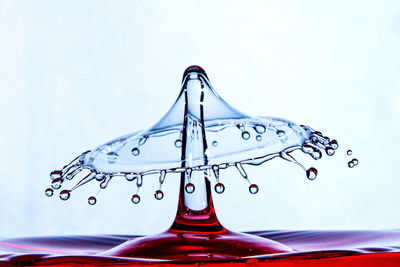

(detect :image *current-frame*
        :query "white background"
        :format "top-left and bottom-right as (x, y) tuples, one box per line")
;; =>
(0, 1), (399, 238)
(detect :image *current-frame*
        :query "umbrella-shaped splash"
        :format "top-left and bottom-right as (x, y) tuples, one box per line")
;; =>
(46, 66), (339, 260)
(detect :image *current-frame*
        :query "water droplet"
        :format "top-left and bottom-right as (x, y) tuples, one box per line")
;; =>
(212, 140), (218, 147)
(254, 125), (266, 134)
(159, 170), (166, 184)
(174, 139), (182, 148)
(352, 158), (358, 166)
(306, 167), (318, 180)
(302, 143), (314, 154)
(88, 196), (97, 205)
(348, 161), (355, 168)
(185, 183), (195, 194)
(154, 190), (164, 200)
(100, 175), (111, 189)
(45, 188), (53, 197)
(312, 149), (322, 160)
(277, 130), (285, 137)
(136, 175), (143, 188)
(214, 183), (225, 194)
(347, 150), (352, 156)
(249, 184), (259, 194)
(235, 162), (248, 179)
(138, 136), (148, 146)
(330, 140), (339, 150)
(59, 190), (71, 201)
(125, 174), (136, 181)
(131, 194), (140, 204)
(51, 178), (62, 189)
(131, 148), (140, 156)
(95, 173), (105, 181)
(241, 131), (250, 140)
(256, 135), (262, 141)
(106, 152), (119, 163)
(325, 147), (335, 156)
(50, 170), (62, 180)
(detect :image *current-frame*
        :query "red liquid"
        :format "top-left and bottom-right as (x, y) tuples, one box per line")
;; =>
(1, 230), (400, 266)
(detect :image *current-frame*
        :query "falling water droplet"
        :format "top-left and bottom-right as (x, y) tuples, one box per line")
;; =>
(347, 150), (353, 156)
(95, 173), (105, 181)
(330, 140), (339, 150)
(249, 184), (259, 194)
(154, 190), (164, 200)
(45, 188), (53, 197)
(59, 190), (71, 201)
(50, 170), (62, 180)
(241, 131), (250, 140)
(306, 167), (318, 180)
(256, 135), (262, 141)
(131, 194), (140, 204)
(185, 183), (195, 194)
(325, 147), (335, 156)
(214, 183), (225, 194)
(88, 196), (97, 205)
(212, 140), (218, 147)
(352, 158), (359, 166)
(348, 161), (355, 168)
(136, 175), (143, 188)
(131, 148), (140, 156)
(51, 178), (62, 189)
(277, 130), (285, 137)
(106, 152), (119, 163)
(174, 139), (182, 148)
(254, 125), (266, 134)
(125, 174), (136, 181)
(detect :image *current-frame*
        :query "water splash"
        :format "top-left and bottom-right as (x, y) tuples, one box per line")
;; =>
(47, 66), (347, 207)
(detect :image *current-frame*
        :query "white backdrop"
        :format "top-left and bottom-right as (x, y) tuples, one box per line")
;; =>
(0, 1), (399, 238)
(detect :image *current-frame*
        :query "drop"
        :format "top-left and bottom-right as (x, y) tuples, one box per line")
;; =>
(50, 170), (62, 180)
(138, 136), (148, 146)
(348, 161), (355, 168)
(325, 147), (335, 156)
(347, 150), (353, 156)
(352, 158), (359, 166)
(312, 149), (322, 160)
(277, 130), (285, 137)
(241, 131), (250, 140)
(95, 173), (105, 181)
(159, 170), (166, 184)
(51, 178), (62, 189)
(212, 140), (218, 147)
(306, 167), (318, 180)
(330, 140), (339, 150)
(256, 135), (262, 141)
(106, 152), (119, 163)
(100, 175), (111, 189)
(174, 139), (182, 148)
(88, 196), (97, 205)
(249, 184), (259, 194)
(131, 194), (141, 204)
(185, 183), (195, 194)
(254, 125), (266, 134)
(45, 188), (53, 197)
(154, 190), (164, 200)
(59, 190), (71, 201)
(131, 148), (140, 156)
(214, 183), (225, 194)
(125, 174), (136, 181)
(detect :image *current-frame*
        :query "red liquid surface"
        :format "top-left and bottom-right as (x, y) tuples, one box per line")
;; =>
(1, 230), (400, 266)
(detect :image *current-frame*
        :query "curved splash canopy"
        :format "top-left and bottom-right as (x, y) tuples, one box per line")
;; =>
(47, 66), (337, 202)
